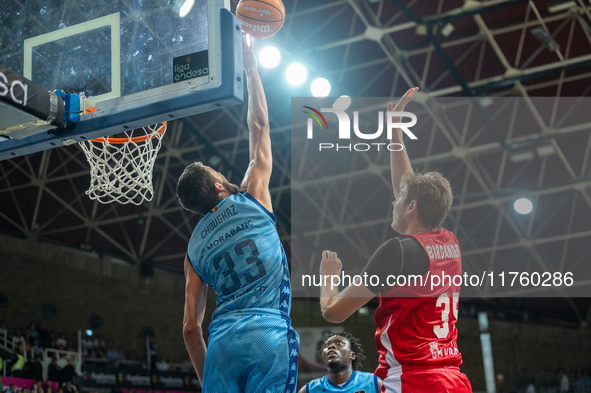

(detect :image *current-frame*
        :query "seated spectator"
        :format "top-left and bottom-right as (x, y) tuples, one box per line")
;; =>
(49, 332), (57, 349)
(106, 347), (119, 367)
(93, 335), (105, 351)
(60, 358), (77, 384)
(8, 384), (17, 393)
(55, 333), (67, 349)
(24, 355), (43, 381)
(558, 368), (570, 393)
(46, 387), (53, 393)
(38, 323), (49, 348)
(0, 376), (4, 392)
(21, 388), (30, 393)
(82, 337), (93, 357)
(32, 339), (44, 357)
(32, 380), (44, 393)
(12, 330), (25, 347)
(106, 347), (119, 361)
(48, 358), (61, 383)
(525, 377), (536, 393)
(61, 382), (76, 393)
(10, 348), (25, 377)
(28, 322), (39, 345)
(155, 357), (169, 372)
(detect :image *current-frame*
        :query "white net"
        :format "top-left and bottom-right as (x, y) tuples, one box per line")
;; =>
(79, 123), (167, 205)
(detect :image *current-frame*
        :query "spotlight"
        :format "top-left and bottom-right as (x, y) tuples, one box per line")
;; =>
(179, 0), (195, 17)
(311, 78), (331, 97)
(514, 198), (533, 215)
(259, 46), (281, 69)
(286, 63), (307, 86)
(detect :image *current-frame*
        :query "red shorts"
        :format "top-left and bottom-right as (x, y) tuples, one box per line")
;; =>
(381, 366), (472, 393)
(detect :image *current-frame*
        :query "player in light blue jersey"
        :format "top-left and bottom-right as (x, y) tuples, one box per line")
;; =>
(299, 332), (382, 393)
(176, 35), (298, 393)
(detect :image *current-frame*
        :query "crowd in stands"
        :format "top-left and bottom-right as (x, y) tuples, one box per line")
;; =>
(499, 366), (591, 393)
(1, 320), (193, 393)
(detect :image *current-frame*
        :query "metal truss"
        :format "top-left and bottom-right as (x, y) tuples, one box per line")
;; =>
(1, 0), (591, 322)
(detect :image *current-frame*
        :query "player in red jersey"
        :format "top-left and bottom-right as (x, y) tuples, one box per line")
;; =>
(319, 88), (472, 393)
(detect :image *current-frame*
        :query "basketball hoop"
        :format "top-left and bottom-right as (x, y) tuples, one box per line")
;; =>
(79, 122), (167, 205)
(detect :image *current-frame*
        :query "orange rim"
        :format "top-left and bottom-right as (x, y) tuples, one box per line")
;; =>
(90, 122), (167, 144)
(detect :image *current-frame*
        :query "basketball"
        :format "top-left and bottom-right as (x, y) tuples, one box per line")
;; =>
(236, 0), (285, 39)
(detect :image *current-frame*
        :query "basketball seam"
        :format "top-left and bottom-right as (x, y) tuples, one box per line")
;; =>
(237, 11), (284, 23)
(238, 0), (285, 18)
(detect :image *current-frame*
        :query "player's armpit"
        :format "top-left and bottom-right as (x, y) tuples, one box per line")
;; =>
(321, 284), (375, 323)
(241, 159), (273, 212)
(183, 256), (208, 383)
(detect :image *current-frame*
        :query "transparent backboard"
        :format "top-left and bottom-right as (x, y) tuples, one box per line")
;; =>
(1, 0), (219, 106)
(0, 0), (243, 159)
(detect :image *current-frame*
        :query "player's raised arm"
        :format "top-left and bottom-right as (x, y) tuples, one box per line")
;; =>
(389, 87), (419, 199)
(319, 251), (375, 323)
(240, 34), (273, 212)
(182, 256), (208, 383)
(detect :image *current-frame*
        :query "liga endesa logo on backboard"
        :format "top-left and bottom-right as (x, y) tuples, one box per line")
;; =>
(303, 106), (417, 151)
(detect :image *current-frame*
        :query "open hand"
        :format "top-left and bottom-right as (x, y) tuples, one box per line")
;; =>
(320, 250), (342, 278)
(388, 87), (419, 113)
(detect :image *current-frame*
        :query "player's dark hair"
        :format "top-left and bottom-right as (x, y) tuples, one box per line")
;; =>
(176, 162), (220, 215)
(319, 331), (366, 371)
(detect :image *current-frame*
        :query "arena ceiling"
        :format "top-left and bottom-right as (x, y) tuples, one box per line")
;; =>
(2, 0), (591, 325)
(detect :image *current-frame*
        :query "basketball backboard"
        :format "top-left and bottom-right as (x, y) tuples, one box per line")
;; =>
(0, 0), (243, 160)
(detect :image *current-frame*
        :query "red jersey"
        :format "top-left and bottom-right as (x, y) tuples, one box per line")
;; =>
(374, 229), (469, 392)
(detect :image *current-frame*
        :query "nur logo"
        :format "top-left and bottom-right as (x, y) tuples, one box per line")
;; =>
(303, 105), (418, 152)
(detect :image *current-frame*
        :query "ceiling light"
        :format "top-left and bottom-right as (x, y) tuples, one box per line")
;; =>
(532, 28), (561, 52)
(547, 0), (577, 13)
(311, 78), (331, 97)
(259, 46), (281, 69)
(509, 149), (535, 163)
(441, 23), (455, 37)
(514, 198), (533, 215)
(286, 63), (307, 86)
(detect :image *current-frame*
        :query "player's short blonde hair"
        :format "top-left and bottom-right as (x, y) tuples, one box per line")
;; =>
(401, 171), (453, 228)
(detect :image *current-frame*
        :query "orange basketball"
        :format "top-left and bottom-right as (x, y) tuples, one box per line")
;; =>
(236, 0), (285, 39)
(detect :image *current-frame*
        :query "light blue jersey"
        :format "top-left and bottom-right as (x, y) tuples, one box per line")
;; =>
(187, 191), (291, 320)
(306, 371), (379, 393)
(186, 191), (298, 393)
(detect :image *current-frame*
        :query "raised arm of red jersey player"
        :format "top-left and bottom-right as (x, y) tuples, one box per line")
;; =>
(319, 251), (375, 323)
(389, 87), (419, 198)
(240, 34), (273, 212)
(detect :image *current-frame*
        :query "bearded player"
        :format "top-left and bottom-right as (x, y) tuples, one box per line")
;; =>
(177, 36), (298, 393)
(319, 88), (472, 392)
(299, 331), (382, 393)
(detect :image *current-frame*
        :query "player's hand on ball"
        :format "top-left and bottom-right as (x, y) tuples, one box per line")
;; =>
(243, 33), (257, 71)
(320, 250), (342, 278)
